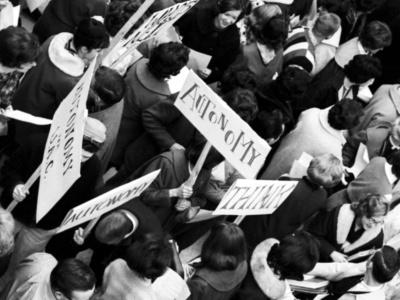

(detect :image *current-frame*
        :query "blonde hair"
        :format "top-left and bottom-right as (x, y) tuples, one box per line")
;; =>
(307, 154), (343, 188)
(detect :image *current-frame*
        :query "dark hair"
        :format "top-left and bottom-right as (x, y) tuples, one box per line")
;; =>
(95, 211), (133, 244)
(201, 222), (247, 271)
(389, 150), (400, 178)
(275, 65), (312, 99)
(351, 194), (390, 218)
(125, 233), (171, 280)
(359, 21), (392, 51)
(217, 0), (242, 13)
(354, 0), (384, 12)
(105, 0), (148, 37)
(220, 66), (257, 94)
(0, 26), (39, 68)
(344, 54), (382, 84)
(185, 138), (224, 169)
(73, 18), (110, 51)
(372, 246), (400, 283)
(268, 231), (319, 281)
(50, 259), (95, 298)
(93, 66), (126, 106)
(223, 88), (258, 123)
(254, 15), (288, 50)
(252, 110), (285, 140)
(327, 98), (363, 130)
(148, 42), (189, 79)
(290, 0), (314, 18)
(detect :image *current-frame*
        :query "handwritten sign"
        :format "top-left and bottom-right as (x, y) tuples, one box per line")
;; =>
(175, 70), (271, 178)
(57, 170), (160, 233)
(213, 179), (298, 215)
(36, 59), (97, 222)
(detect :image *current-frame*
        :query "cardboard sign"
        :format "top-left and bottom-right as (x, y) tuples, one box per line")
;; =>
(175, 70), (271, 178)
(57, 170), (160, 233)
(114, 0), (198, 63)
(36, 59), (97, 222)
(213, 179), (298, 216)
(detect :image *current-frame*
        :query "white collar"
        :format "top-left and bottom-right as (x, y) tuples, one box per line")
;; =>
(385, 162), (397, 185)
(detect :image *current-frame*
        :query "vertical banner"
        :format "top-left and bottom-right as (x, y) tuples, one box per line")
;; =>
(175, 70), (271, 178)
(36, 59), (97, 222)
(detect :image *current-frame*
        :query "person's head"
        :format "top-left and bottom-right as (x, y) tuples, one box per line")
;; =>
(125, 233), (171, 280)
(214, 0), (243, 30)
(223, 88), (258, 123)
(201, 221), (247, 271)
(254, 15), (288, 50)
(95, 210), (137, 245)
(312, 12), (341, 40)
(389, 150), (400, 179)
(82, 117), (106, 162)
(354, 0), (384, 12)
(105, 0), (148, 37)
(73, 18), (110, 65)
(88, 66), (126, 111)
(352, 194), (389, 230)
(50, 259), (96, 300)
(359, 21), (392, 54)
(148, 42), (189, 80)
(0, 26), (39, 73)
(268, 231), (319, 280)
(307, 154), (343, 188)
(344, 54), (382, 86)
(390, 117), (400, 147)
(273, 65), (312, 100)
(252, 110), (285, 145)
(185, 139), (224, 170)
(248, 4), (282, 32)
(0, 208), (14, 258)
(369, 246), (400, 283)
(327, 99), (363, 130)
(219, 65), (257, 94)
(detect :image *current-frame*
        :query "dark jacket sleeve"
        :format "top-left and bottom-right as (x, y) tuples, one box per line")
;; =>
(142, 101), (182, 151)
(342, 131), (367, 167)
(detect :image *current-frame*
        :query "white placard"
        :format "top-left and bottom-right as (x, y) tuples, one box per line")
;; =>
(57, 170), (160, 233)
(36, 59), (97, 222)
(175, 70), (271, 179)
(213, 179), (298, 216)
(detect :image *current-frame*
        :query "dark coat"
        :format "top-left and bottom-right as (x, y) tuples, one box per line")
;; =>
(1, 133), (100, 230)
(188, 261), (248, 300)
(33, 0), (108, 43)
(240, 177), (327, 250)
(175, 1), (240, 82)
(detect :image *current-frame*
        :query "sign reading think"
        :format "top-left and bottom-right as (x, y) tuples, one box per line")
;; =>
(121, 0), (198, 51)
(36, 59), (97, 222)
(57, 170), (160, 233)
(175, 70), (271, 178)
(213, 179), (298, 216)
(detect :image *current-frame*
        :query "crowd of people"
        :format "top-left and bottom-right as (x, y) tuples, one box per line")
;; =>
(1, 0), (400, 299)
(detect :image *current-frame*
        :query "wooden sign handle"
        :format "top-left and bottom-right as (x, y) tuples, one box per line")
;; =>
(82, 216), (100, 240)
(186, 141), (212, 188)
(6, 165), (41, 212)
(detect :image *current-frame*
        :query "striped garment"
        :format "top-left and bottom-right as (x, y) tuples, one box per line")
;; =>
(283, 27), (316, 73)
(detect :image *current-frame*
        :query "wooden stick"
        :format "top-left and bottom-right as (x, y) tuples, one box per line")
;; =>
(100, 0), (155, 64)
(7, 165), (41, 212)
(233, 215), (245, 225)
(82, 216), (100, 239)
(186, 142), (212, 187)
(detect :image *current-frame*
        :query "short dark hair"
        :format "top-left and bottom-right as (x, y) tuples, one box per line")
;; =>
(94, 66), (126, 106)
(275, 65), (312, 99)
(74, 18), (110, 51)
(327, 98), (363, 130)
(0, 26), (39, 68)
(372, 246), (400, 283)
(254, 15), (288, 50)
(359, 21), (392, 50)
(220, 66), (257, 94)
(105, 0), (148, 37)
(50, 259), (95, 298)
(95, 211), (133, 244)
(223, 88), (258, 123)
(389, 150), (400, 178)
(354, 0), (384, 12)
(351, 194), (389, 218)
(217, 0), (242, 13)
(148, 42), (189, 79)
(344, 54), (382, 84)
(125, 233), (171, 280)
(268, 231), (319, 281)
(201, 221), (247, 271)
(252, 110), (285, 140)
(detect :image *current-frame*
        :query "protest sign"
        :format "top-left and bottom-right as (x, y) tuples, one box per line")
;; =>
(175, 70), (271, 179)
(112, 0), (199, 66)
(57, 170), (160, 233)
(36, 58), (97, 222)
(213, 179), (298, 216)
